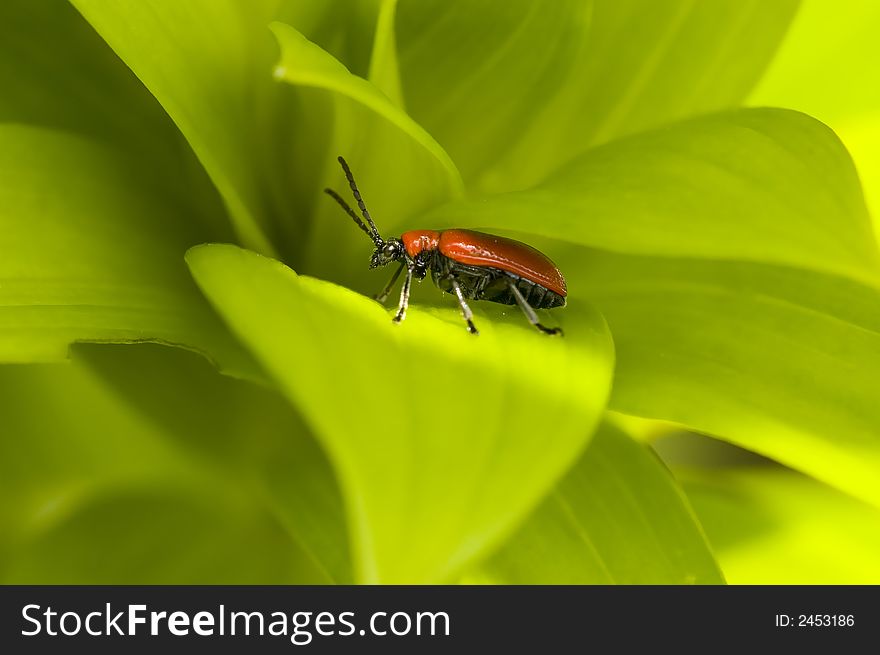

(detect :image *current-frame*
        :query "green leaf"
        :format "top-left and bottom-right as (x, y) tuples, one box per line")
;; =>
(0, 361), (181, 544)
(0, 124), (253, 377)
(749, 0), (880, 221)
(682, 466), (880, 584)
(71, 0), (283, 256)
(270, 21), (462, 196)
(79, 343), (352, 584)
(187, 244), (614, 583)
(0, 0), (230, 238)
(0, 346), (348, 583)
(579, 250), (880, 508)
(479, 422), (724, 584)
(274, 0), (382, 79)
(0, 0), (169, 155)
(423, 108), (880, 285)
(750, 1), (880, 133)
(396, 0), (798, 192)
(4, 489), (326, 585)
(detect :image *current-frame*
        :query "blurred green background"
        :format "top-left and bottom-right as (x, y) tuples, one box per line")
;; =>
(2, 0), (879, 584)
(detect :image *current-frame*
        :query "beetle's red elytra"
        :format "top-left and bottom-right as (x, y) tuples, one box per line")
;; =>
(324, 156), (566, 335)
(436, 229), (567, 298)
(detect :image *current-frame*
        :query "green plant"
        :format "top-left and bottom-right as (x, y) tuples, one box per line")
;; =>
(2, 0), (879, 585)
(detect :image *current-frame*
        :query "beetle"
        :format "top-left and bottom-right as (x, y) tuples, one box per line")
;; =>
(324, 156), (566, 335)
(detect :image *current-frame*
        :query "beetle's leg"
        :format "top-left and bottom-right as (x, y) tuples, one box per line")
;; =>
(393, 266), (414, 323)
(448, 276), (479, 335)
(375, 262), (405, 304)
(508, 280), (563, 336)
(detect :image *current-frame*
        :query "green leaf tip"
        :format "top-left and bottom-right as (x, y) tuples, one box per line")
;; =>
(268, 21), (464, 198)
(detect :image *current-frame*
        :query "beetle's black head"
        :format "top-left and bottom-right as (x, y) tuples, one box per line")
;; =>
(370, 238), (404, 269)
(325, 156), (402, 268)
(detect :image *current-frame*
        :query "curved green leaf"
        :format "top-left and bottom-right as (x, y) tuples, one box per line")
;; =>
(270, 21), (462, 195)
(79, 343), (352, 584)
(749, 0), (880, 222)
(0, 361), (182, 547)
(423, 108), (880, 285)
(187, 244), (614, 583)
(4, 489), (325, 585)
(478, 422), (724, 584)
(682, 466), (880, 584)
(274, 0), (382, 79)
(71, 0), (282, 255)
(0, 0), (169, 156)
(396, 0), (798, 192)
(0, 346), (348, 583)
(0, 0), (230, 238)
(0, 124), (253, 376)
(749, 0), (880, 129)
(575, 250), (880, 508)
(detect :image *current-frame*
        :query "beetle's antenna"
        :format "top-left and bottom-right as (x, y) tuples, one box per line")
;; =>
(323, 187), (380, 244)
(336, 156), (380, 240)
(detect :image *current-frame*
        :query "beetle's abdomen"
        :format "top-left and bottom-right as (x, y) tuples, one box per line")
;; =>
(402, 230), (440, 259)
(438, 229), (567, 297)
(481, 274), (566, 309)
(432, 257), (566, 309)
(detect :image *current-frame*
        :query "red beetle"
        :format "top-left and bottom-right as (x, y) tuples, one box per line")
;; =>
(325, 157), (566, 335)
